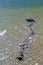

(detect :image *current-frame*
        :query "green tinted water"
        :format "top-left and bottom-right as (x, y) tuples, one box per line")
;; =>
(0, 7), (43, 63)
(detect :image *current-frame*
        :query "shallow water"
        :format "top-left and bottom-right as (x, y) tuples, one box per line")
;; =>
(0, 7), (43, 65)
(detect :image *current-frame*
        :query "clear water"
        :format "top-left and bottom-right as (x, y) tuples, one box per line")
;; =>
(0, 6), (43, 65)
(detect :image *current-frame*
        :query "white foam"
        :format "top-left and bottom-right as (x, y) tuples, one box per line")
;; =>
(0, 30), (7, 36)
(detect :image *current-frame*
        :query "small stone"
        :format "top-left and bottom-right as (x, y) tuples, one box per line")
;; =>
(10, 57), (13, 59)
(35, 63), (38, 65)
